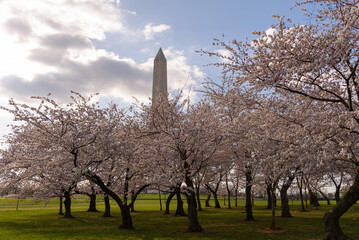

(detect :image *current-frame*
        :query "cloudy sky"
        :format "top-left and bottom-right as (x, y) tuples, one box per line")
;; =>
(0, 0), (306, 140)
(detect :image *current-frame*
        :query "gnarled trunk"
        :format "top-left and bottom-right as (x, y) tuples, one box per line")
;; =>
(158, 189), (162, 211)
(87, 193), (98, 212)
(270, 189), (276, 230)
(309, 188), (320, 207)
(225, 175), (231, 209)
(245, 169), (255, 221)
(196, 186), (202, 211)
(86, 172), (135, 229)
(187, 192), (203, 232)
(103, 194), (112, 217)
(280, 187), (292, 217)
(280, 174), (295, 218)
(269, 176), (281, 230)
(280, 188), (292, 217)
(251, 191), (255, 206)
(227, 191), (231, 209)
(235, 190), (238, 207)
(335, 185), (341, 204)
(318, 190), (331, 206)
(323, 172), (359, 240)
(186, 179), (203, 232)
(175, 189), (186, 216)
(164, 191), (176, 214)
(59, 196), (64, 215)
(213, 193), (221, 208)
(266, 184), (272, 209)
(299, 187), (305, 211)
(235, 177), (239, 207)
(130, 190), (136, 212)
(205, 194), (211, 207)
(296, 176), (306, 212)
(129, 184), (150, 214)
(119, 205), (133, 229)
(63, 190), (73, 218)
(205, 174), (223, 209)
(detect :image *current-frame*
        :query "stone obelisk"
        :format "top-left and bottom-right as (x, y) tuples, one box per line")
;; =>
(152, 48), (167, 105)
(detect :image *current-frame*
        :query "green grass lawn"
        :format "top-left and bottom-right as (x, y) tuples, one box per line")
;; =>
(0, 196), (358, 239)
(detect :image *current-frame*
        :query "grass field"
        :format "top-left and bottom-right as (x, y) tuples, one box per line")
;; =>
(0, 195), (358, 239)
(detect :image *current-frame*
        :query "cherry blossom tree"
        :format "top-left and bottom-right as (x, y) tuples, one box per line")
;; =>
(201, 75), (261, 221)
(204, 164), (225, 209)
(200, 1), (359, 238)
(1, 93), (152, 229)
(75, 181), (101, 212)
(83, 107), (153, 229)
(1, 123), (83, 218)
(142, 96), (223, 232)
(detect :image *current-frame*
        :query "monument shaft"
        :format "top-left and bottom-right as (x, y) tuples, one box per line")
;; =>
(152, 48), (167, 104)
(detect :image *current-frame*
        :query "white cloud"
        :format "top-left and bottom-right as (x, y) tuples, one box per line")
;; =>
(126, 10), (137, 15)
(143, 23), (171, 40)
(251, 27), (278, 47)
(0, 45), (204, 104)
(0, 0), (125, 81)
(216, 49), (233, 64)
(0, 0), (207, 141)
(0, 0), (204, 106)
(265, 27), (277, 36)
(3, 0), (124, 40)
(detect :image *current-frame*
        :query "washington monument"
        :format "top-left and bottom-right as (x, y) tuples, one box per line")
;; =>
(152, 48), (167, 104)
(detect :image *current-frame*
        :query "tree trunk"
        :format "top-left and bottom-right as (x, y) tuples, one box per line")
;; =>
(304, 184), (308, 209)
(186, 191), (203, 232)
(63, 190), (73, 218)
(164, 191), (176, 214)
(245, 170), (255, 221)
(196, 186), (202, 211)
(318, 190), (331, 206)
(86, 172), (134, 229)
(119, 205), (133, 229)
(297, 176), (306, 212)
(205, 175), (223, 209)
(87, 194), (98, 212)
(59, 196), (64, 215)
(213, 193), (221, 208)
(225, 175), (231, 209)
(205, 194), (211, 207)
(175, 189), (186, 216)
(227, 191), (231, 209)
(186, 179), (203, 232)
(235, 177), (239, 207)
(323, 172), (359, 240)
(128, 184), (150, 213)
(309, 188), (320, 207)
(235, 190), (238, 207)
(266, 184), (272, 209)
(300, 189), (306, 211)
(280, 187), (292, 218)
(251, 191), (255, 206)
(103, 194), (112, 217)
(325, 196), (331, 206)
(280, 174), (295, 218)
(335, 185), (341, 204)
(130, 191), (136, 212)
(158, 189), (162, 211)
(16, 198), (19, 211)
(270, 189), (276, 230)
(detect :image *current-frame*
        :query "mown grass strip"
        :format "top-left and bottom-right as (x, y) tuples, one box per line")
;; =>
(0, 198), (357, 239)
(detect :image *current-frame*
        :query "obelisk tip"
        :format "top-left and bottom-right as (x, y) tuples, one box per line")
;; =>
(155, 48), (166, 61)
